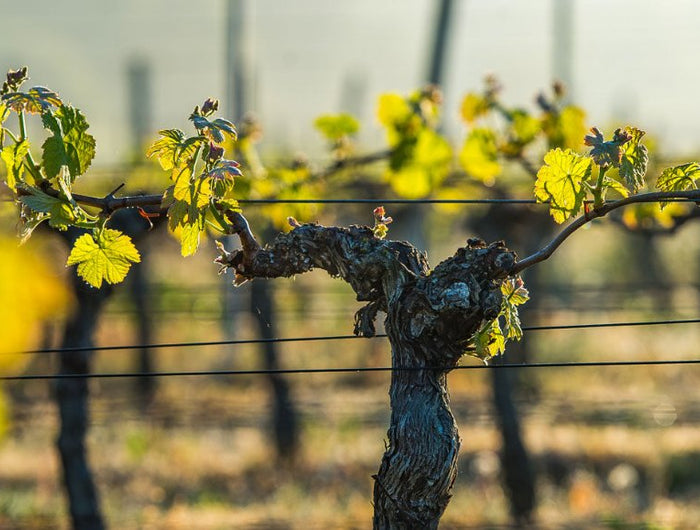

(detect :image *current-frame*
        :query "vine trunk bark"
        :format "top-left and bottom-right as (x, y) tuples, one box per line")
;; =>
(221, 216), (517, 527)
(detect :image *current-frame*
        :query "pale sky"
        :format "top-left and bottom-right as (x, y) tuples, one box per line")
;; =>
(2, 0), (700, 165)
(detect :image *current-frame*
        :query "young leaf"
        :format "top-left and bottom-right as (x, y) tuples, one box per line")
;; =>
(619, 127), (648, 191)
(500, 277), (529, 341)
(166, 198), (189, 231)
(534, 148), (593, 223)
(372, 206), (393, 239)
(583, 127), (630, 168)
(314, 113), (360, 141)
(656, 162), (700, 192)
(178, 220), (203, 257)
(190, 116), (237, 144)
(147, 130), (204, 178)
(459, 129), (501, 184)
(146, 129), (185, 171)
(1, 139), (29, 190)
(41, 105), (96, 180)
(66, 229), (141, 288)
(459, 93), (490, 124)
(510, 110), (541, 146)
(471, 319), (505, 361)
(602, 176), (630, 198)
(386, 166), (431, 199)
(377, 93), (411, 127)
(656, 162), (700, 208)
(1, 86), (62, 114)
(17, 186), (78, 229)
(542, 105), (587, 150)
(18, 186), (61, 213)
(204, 159), (242, 197)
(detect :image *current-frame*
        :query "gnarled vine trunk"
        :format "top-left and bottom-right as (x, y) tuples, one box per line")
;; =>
(220, 215), (516, 528)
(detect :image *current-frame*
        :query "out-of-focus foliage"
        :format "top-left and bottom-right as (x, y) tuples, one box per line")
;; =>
(376, 87), (452, 198)
(458, 78), (588, 185)
(0, 236), (70, 439)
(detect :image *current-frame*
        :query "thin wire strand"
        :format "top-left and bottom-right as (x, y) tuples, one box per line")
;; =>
(5, 357), (700, 381)
(3, 196), (697, 205)
(238, 197), (698, 205)
(238, 198), (539, 204)
(19, 317), (700, 356)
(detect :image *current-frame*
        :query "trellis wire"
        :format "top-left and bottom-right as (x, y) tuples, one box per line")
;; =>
(4, 357), (700, 382)
(15, 317), (700, 356)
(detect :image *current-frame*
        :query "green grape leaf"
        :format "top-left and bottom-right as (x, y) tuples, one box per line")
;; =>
(656, 162), (700, 209)
(1, 86), (62, 114)
(656, 162), (700, 192)
(173, 172), (211, 209)
(1, 139), (29, 190)
(602, 176), (630, 198)
(190, 115), (237, 144)
(619, 127), (648, 191)
(41, 105), (95, 180)
(179, 220), (204, 257)
(146, 130), (204, 175)
(17, 185), (77, 229)
(535, 148), (593, 223)
(66, 229), (141, 288)
(459, 129), (501, 184)
(500, 277), (529, 341)
(41, 136), (65, 180)
(471, 319), (505, 361)
(166, 198), (188, 231)
(46, 201), (78, 230)
(18, 186), (60, 213)
(314, 113), (360, 141)
(146, 129), (185, 171)
(459, 93), (490, 124)
(204, 159), (242, 198)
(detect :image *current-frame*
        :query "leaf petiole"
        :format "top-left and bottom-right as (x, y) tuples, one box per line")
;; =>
(592, 165), (608, 208)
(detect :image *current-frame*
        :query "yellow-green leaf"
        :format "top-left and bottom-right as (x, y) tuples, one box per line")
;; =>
(656, 162), (700, 193)
(377, 93), (411, 127)
(460, 129), (501, 184)
(656, 162), (700, 209)
(460, 93), (490, 124)
(314, 113), (360, 141)
(534, 148), (592, 223)
(511, 110), (541, 145)
(66, 229), (141, 288)
(544, 105), (587, 150)
(387, 165), (431, 199)
(179, 222), (202, 257)
(619, 127), (648, 191)
(471, 319), (505, 361)
(1, 139), (29, 190)
(500, 277), (529, 340)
